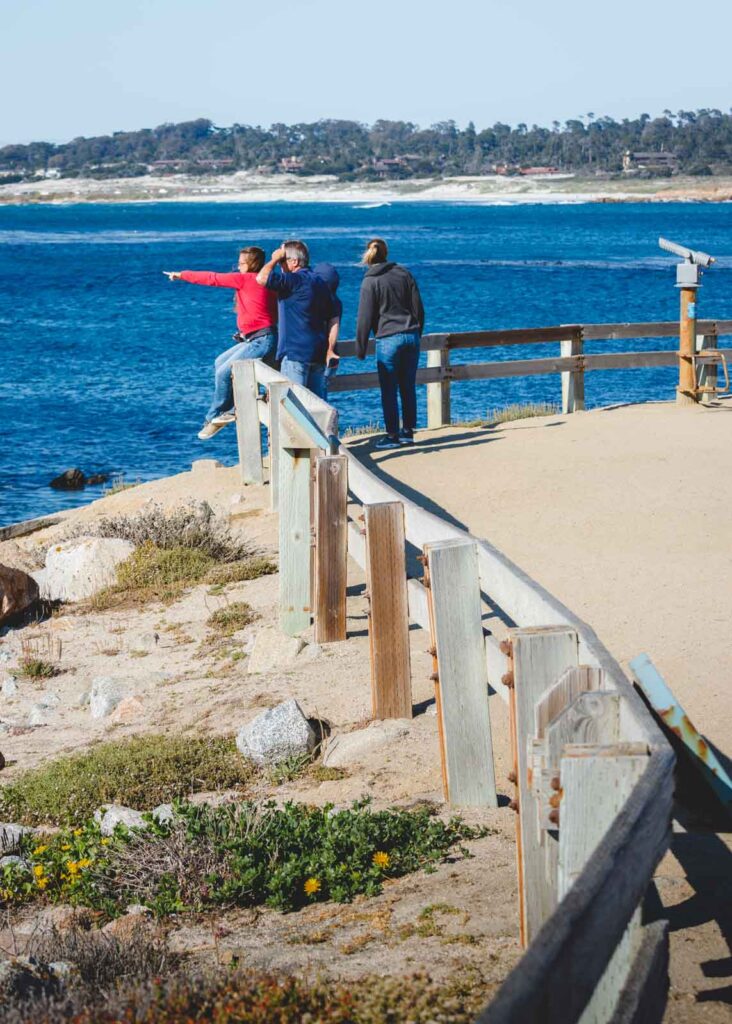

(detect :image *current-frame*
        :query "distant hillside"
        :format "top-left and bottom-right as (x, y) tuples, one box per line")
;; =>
(1, 110), (730, 182)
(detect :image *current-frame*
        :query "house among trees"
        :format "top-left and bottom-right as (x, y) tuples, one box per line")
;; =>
(280, 156), (304, 172)
(622, 150), (678, 174)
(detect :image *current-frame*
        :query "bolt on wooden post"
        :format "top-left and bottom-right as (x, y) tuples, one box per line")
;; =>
(364, 501), (412, 720)
(314, 454), (348, 643)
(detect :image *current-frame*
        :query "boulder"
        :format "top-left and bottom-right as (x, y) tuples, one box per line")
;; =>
(0, 564), (39, 625)
(27, 705), (50, 727)
(94, 804), (147, 836)
(2, 676), (18, 697)
(247, 627), (305, 674)
(0, 823), (32, 854)
(89, 677), (128, 720)
(236, 698), (316, 766)
(322, 720), (412, 769)
(41, 537), (135, 603)
(49, 468), (86, 490)
(85, 473), (110, 486)
(0, 957), (61, 999)
(108, 695), (143, 724)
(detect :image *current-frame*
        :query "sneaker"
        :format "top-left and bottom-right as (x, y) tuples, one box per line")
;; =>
(400, 429), (415, 445)
(374, 435), (402, 450)
(197, 421), (225, 440)
(211, 411), (236, 426)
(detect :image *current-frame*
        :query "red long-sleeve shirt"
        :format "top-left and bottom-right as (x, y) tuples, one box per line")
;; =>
(180, 271), (278, 335)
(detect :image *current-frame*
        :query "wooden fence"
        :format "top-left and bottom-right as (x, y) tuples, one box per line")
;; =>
(330, 319), (732, 421)
(232, 356), (675, 1024)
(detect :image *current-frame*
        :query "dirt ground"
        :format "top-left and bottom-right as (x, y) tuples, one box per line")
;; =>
(370, 400), (732, 1023)
(0, 456), (521, 1008)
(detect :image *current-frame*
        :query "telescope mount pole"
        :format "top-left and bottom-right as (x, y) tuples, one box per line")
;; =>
(677, 269), (699, 406)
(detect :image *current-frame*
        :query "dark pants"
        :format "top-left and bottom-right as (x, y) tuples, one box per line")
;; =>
(375, 330), (420, 437)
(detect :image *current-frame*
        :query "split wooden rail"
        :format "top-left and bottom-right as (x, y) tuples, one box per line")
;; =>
(330, 319), (732, 421)
(232, 358), (675, 1024)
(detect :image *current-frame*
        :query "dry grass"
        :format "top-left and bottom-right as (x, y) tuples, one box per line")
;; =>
(206, 602), (257, 637)
(458, 402), (560, 428)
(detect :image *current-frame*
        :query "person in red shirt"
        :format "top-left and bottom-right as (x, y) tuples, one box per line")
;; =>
(164, 246), (278, 439)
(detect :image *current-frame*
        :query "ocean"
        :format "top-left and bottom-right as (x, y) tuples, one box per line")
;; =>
(2, 200), (731, 527)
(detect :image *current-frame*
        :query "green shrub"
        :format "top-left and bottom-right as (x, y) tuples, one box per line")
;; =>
(89, 503), (252, 562)
(206, 602), (256, 637)
(89, 543), (215, 609)
(0, 735), (253, 826)
(204, 556), (277, 585)
(17, 658), (58, 679)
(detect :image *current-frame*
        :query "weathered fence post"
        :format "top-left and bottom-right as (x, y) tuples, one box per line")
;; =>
(510, 626), (579, 947)
(314, 454), (348, 643)
(696, 331), (718, 405)
(558, 743), (650, 1024)
(364, 501), (412, 719)
(561, 329), (585, 414)
(426, 338), (451, 428)
(267, 380), (289, 510)
(425, 538), (497, 806)
(279, 445), (311, 635)
(232, 360), (264, 484)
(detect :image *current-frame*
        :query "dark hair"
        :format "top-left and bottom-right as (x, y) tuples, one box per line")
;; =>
(239, 246), (265, 272)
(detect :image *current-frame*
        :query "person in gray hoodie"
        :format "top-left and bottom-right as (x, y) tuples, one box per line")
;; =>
(356, 238), (425, 449)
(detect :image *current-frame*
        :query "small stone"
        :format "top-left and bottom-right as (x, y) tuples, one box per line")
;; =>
(247, 627), (305, 674)
(49, 468), (86, 490)
(102, 912), (154, 941)
(108, 695), (143, 724)
(89, 677), (128, 719)
(38, 690), (60, 709)
(299, 642), (323, 661)
(94, 805), (147, 836)
(0, 823), (33, 854)
(323, 720), (412, 768)
(191, 459), (224, 474)
(151, 803), (174, 824)
(2, 676), (18, 697)
(0, 651), (11, 663)
(236, 698), (316, 766)
(77, 690), (90, 707)
(28, 704), (50, 727)
(0, 854), (28, 869)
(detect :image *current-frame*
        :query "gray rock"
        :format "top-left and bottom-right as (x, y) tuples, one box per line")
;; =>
(41, 537), (135, 603)
(77, 690), (90, 707)
(0, 854), (29, 870)
(247, 627), (305, 674)
(49, 468), (86, 490)
(0, 651), (11, 663)
(323, 720), (412, 768)
(2, 676), (18, 697)
(0, 823), (32, 854)
(151, 803), (174, 824)
(236, 698), (316, 766)
(38, 690), (60, 709)
(89, 676), (128, 719)
(27, 704), (50, 727)
(299, 642), (324, 661)
(94, 804), (147, 836)
(0, 957), (59, 998)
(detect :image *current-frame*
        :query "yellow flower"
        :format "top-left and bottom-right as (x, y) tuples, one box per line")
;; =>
(73, 829), (83, 837)
(33, 845), (48, 857)
(372, 851), (390, 870)
(100, 838), (110, 847)
(66, 861), (80, 876)
(36, 877), (49, 890)
(77, 858), (92, 870)
(33, 865), (45, 878)
(61, 844), (72, 851)
(303, 877), (321, 896)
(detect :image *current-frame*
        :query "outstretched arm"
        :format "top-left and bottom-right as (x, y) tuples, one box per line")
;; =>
(163, 271), (182, 281)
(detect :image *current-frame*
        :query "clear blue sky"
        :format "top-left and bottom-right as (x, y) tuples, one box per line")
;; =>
(2, 0), (731, 144)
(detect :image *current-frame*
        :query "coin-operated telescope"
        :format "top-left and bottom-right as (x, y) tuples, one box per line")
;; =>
(658, 236), (724, 404)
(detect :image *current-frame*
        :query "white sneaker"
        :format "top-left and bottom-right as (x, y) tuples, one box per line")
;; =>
(210, 411), (236, 426)
(198, 421), (225, 440)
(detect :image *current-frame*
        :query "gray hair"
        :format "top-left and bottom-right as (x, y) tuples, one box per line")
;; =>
(284, 240), (309, 267)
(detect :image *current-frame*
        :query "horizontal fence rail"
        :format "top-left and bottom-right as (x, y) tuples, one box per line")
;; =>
(231, 355), (675, 1024)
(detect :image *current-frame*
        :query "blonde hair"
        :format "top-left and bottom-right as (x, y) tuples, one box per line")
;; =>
(362, 237), (388, 266)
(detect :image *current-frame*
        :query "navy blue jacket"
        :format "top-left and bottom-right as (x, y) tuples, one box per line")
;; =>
(266, 265), (336, 364)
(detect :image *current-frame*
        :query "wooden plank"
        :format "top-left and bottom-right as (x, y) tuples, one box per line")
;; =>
(0, 514), (63, 541)
(314, 456), (348, 643)
(278, 446), (311, 635)
(561, 335), (585, 413)
(535, 666), (603, 738)
(511, 626), (579, 946)
(426, 347), (451, 428)
(267, 381), (289, 511)
(696, 333), (718, 404)
(364, 502), (412, 720)
(609, 920), (669, 1024)
(477, 746), (674, 1024)
(425, 538), (497, 806)
(630, 653), (732, 816)
(280, 391), (331, 450)
(232, 360), (264, 485)
(559, 745), (649, 1024)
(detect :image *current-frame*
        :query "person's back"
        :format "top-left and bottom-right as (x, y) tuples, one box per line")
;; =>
(356, 261), (423, 357)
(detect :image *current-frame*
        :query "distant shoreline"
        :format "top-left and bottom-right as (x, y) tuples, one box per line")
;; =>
(3, 171), (732, 206)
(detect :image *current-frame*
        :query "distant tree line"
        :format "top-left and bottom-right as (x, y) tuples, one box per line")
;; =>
(2, 109), (731, 181)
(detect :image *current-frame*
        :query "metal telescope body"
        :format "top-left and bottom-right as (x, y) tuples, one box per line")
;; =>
(658, 236), (716, 287)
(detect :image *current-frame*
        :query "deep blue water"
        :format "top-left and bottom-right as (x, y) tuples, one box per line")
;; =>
(2, 200), (732, 527)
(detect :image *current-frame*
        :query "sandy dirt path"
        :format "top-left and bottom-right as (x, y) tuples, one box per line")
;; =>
(360, 401), (732, 1022)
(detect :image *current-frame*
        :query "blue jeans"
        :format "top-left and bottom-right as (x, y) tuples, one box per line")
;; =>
(280, 357), (327, 400)
(205, 330), (277, 422)
(376, 331), (420, 437)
